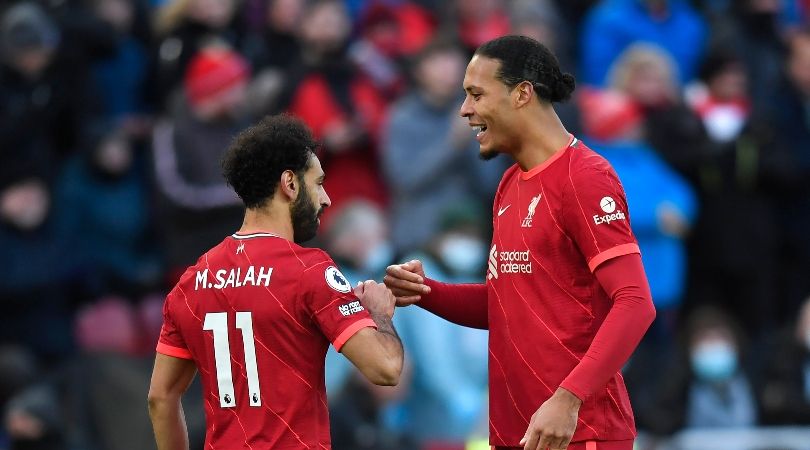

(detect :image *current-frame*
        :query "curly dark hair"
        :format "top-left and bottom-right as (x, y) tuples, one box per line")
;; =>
(222, 114), (317, 209)
(475, 35), (575, 103)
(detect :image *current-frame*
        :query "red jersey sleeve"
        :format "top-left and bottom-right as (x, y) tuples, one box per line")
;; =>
(560, 253), (656, 398)
(156, 291), (193, 359)
(301, 256), (377, 351)
(562, 160), (640, 272)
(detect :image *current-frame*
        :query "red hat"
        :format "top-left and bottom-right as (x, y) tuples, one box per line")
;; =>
(579, 88), (643, 142)
(184, 47), (250, 106)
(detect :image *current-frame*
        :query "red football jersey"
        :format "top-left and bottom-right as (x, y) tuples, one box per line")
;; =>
(157, 232), (376, 449)
(487, 137), (640, 445)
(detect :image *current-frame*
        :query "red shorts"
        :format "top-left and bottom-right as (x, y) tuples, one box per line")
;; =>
(494, 440), (633, 450)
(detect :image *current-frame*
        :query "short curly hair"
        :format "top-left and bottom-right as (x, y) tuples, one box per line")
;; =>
(222, 114), (317, 209)
(475, 35), (575, 103)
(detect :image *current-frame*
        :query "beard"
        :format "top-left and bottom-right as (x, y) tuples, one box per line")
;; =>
(290, 184), (322, 244)
(479, 147), (500, 161)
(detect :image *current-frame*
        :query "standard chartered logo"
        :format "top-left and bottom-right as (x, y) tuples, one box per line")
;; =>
(487, 244), (532, 280)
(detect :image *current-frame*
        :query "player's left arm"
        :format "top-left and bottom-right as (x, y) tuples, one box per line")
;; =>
(560, 252), (656, 397)
(148, 353), (197, 450)
(521, 254), (655, 450)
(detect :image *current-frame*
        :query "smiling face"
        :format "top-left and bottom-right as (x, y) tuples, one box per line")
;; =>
(459, 55), (522, 160)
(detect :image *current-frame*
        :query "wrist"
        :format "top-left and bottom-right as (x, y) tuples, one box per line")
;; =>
(554, 387), (583, 410)
(370, 309), (394, 321)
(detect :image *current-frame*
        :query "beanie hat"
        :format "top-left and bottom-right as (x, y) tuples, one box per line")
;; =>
(184, 48), (250, 106)
(579, 88), (643, 142)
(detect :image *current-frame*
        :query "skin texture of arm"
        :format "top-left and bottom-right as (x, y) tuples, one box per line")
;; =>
(340, 281), (404, 385)
(148, 353), (197, 450)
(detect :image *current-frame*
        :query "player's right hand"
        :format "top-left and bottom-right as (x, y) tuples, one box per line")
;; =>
(354, 280), (396, 318)
(383, 260), (431, 307)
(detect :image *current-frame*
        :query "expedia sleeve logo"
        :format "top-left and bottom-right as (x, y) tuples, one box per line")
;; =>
(593, 196), (626, 225)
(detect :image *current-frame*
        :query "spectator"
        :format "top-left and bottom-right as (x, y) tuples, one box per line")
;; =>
(0, 2), (96, 162)
(0, 175), (78, 361)
(252, 0), (305, 70)
(348, 1), (436, 98)
(244, 0), (305, 117)
(349, 4), (408, 99)
(58, 120), (162, 298)
(322, 201), (395, 395)
(381, 39), (504, 253)
(450, 0), (510, 53)
(388, 0), (438, 55)
(392, 203), (488, 444)
(702, 0), (790, 112)
(151, 0), (248, 109)
(86, 0), (154, 129)
(151, 46), (249, 278)
(766, 29), (810, 313)
(581, 0), (708, 87)
(642, 306), (758, 434)
(350, 2), (429, 100)
(685, 50), (781, 335)
(323, 200), (394, 285)
(608, 43), (710, 181)
(4, 383), (65, 450)
(758, 296), (810, 424)
(329, 370), (416, 450)
(283, 0), (389, 227)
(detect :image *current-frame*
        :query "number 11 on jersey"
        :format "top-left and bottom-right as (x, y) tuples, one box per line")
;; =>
(203, 312), (262, 408)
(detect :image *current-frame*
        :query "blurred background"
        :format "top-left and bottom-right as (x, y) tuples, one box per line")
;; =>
(1, 0), (810, 448)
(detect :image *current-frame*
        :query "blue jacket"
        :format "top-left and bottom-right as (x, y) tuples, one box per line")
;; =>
(580, 0), (707, 86)
(56, 154), (161, 289)
(590, 140), (698, 309)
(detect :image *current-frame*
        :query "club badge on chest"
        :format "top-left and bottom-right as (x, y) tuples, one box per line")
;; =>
(521, 194), (542, 228)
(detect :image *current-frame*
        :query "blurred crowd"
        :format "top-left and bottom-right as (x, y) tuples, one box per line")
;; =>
(1, 0), (810, 449)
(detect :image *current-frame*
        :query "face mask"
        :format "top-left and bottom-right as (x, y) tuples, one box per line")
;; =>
(438, 235), (486, 275)
(703, 106), (746, 143)
(691, 341), (738, 382)
(361, 242), (394, 274)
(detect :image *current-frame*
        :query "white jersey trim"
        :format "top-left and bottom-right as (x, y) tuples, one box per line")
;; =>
(231, 232), (281, 240)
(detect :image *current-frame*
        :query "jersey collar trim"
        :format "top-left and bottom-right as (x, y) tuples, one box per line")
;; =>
(520, 135), (577, 180)
(231, 232), (282, 240)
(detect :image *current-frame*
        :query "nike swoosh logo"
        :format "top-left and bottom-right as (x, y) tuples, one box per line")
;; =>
(497, 205), (511, 216)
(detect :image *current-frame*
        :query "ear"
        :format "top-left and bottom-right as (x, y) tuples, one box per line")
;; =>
(513, 81), (534, 108)
(279, 170), (298, 202)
